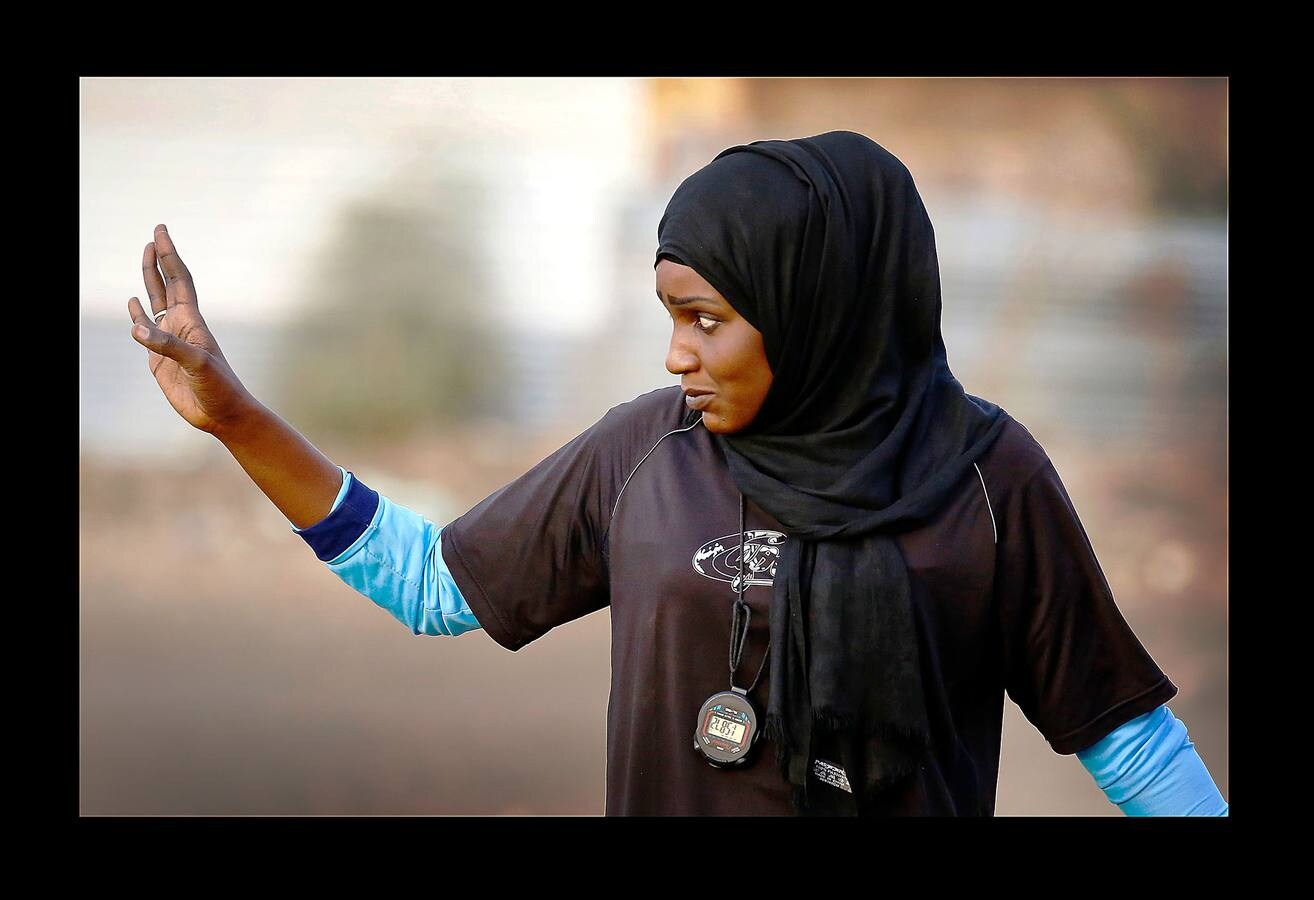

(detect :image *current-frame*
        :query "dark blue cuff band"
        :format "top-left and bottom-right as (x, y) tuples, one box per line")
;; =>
(295, 472), (380, 562)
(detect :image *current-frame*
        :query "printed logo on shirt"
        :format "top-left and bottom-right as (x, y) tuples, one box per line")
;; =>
(692, 530), (787, 594)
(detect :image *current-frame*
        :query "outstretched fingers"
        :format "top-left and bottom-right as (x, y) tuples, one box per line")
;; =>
(152, 224), (198, 308)
(129, 295), (208, 372)
(142, 241), (168, 317)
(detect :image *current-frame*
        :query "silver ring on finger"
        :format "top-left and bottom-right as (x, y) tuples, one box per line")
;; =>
(153, 307), (168, 323)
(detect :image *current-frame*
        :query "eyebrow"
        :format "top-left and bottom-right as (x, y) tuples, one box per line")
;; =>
(657, 292), (721, 307)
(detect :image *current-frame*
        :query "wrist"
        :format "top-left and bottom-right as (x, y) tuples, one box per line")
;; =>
(210, 394), (271, 447)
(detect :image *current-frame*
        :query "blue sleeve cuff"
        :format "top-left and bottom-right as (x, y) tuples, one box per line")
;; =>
(1077, 704), (1228, 816)
(289, 469), (481, 638)
(293, 469), (381, 562)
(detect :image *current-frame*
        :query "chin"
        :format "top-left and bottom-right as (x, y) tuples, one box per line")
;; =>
(701, 411), (743, 435)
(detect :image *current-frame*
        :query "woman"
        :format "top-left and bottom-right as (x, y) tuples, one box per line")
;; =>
(127, 131), (1227, 816)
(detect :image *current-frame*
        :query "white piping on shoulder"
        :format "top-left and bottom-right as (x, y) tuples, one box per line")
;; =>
(611, 417), (704, 522)
(973, 462), (997, 545)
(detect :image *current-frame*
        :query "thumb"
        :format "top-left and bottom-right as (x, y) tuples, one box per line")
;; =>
(131, 320), (209, 371)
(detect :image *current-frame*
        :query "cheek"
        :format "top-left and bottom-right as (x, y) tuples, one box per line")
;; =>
(706, 349), (744, 392)
(733, 340), (771, 397)
(703, 326), (770, 399)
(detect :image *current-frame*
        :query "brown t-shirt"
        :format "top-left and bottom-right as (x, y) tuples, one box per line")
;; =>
(440, 385), (1177, 815)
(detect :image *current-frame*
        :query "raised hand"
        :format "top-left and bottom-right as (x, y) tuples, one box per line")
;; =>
(128, 225), (255, 436)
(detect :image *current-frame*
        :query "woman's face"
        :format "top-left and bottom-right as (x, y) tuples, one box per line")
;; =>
(656, 259), (773, 434)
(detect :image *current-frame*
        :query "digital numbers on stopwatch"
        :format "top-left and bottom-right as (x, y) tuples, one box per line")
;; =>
(707, 714), (746, 743)
(694, 690), (760, 768)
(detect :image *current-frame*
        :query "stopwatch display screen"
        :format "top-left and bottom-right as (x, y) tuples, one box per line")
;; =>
(707, 715), (746, 743)
(694, 690), (761, 768)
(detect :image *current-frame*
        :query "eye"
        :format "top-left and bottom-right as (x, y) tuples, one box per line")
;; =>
(694, 314), (720, 334)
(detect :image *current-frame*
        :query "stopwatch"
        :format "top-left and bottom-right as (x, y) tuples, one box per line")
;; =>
(693, 688), (761, 768)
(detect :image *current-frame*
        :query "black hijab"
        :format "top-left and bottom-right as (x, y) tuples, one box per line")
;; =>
(655, 131), (1011, 815)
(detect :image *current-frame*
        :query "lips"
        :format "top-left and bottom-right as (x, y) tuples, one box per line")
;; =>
(684, 389), (714, 411)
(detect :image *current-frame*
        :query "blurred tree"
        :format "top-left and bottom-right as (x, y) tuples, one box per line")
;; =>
(272, 172), (511, 442)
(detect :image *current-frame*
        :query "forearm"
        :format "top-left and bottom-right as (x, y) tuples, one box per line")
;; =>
(214, 399), (343, 530)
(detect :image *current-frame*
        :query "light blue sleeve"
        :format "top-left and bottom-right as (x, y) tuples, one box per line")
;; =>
(1076, 704), (1228, 816)
(290, 466), (482, 637)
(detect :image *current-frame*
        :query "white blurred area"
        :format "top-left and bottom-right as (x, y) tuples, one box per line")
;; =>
(80, 77), (673, 458)
(80, 77), (647, 330)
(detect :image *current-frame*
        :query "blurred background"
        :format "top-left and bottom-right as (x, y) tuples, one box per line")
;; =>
(80, 77), (1227, 815)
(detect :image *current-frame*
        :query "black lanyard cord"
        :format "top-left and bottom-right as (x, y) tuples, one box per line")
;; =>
(730, 491), (771, 694)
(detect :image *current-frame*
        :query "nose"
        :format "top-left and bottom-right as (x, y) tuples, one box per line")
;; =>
(665, 326), (699, 376)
